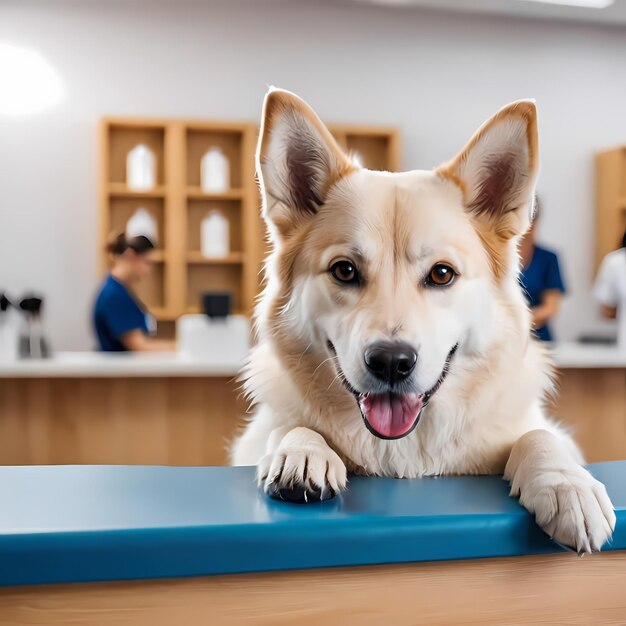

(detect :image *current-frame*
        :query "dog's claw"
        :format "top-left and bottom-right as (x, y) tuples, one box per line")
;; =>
(257, 430), (347, 504)
(273, 485), (325, 504)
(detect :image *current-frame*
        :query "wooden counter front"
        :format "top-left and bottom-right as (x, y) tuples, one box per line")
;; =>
(552, 367), (626, 463)
(0, 376), (246, 466)
(0, 348), (624, 466)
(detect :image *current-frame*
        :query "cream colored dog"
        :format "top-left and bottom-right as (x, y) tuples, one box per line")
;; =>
(231, 88), (615, 554)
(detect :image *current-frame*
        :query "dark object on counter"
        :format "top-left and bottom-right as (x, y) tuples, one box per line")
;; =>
(202, 292), (231, 319)
(0, 292), (13, 312)
(18, 293), (51, 359)
(577, 334), (617, 345)
(19, 296), (43, 314)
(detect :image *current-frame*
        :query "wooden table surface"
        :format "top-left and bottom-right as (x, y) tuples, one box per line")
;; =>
(2, 552), (626, 626)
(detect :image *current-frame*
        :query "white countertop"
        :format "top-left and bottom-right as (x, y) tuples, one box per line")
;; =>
(0, 352), (242, 378)
(0, 343), (624, 378)
(550, 343), (626, 369)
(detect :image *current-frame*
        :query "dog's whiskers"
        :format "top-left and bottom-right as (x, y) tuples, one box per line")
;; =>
(326, 371), (344, 392)
(295, 342), (313, 368)
(304, 355), (340, 399)
(311, 355), (339, 379)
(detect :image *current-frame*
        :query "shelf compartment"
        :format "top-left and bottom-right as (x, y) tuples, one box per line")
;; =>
(345, 134), (392, 171)
(151, 308), (179, 321)
(107, 183), (166, 198)
(186, 199), (243, 254)
(108, 125), (166, 186)
(185, 187), (244, 200)
(186, 264), (243, 313)
(185, 128), (244, 189)
(109, 197), (166, 248)
(186, 252), (244, 264)
(185, 306), (243, 316)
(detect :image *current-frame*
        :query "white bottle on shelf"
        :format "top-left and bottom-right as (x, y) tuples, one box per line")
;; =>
(201, 210), (229, 258)
(201, 147), (229, 193)
(127, 144), (156, 191)
(126, 207), (158, 244)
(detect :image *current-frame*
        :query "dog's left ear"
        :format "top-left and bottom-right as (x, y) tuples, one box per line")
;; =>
(257, 88), (355, 236)
(437, 101), (539, 239)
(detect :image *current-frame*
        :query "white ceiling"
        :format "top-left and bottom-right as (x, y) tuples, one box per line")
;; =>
(349, 0), (626, 26)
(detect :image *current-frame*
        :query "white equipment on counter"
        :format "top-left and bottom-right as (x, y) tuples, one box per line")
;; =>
(177, 314), (249, 366)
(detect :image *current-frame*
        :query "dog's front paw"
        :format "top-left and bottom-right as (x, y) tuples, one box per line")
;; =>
(515, 467), (616, 554)
(257, 428), (347, 503)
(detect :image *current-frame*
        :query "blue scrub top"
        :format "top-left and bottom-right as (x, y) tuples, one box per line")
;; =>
(93, 275), (150, 352)
(519, 245), (566, 342)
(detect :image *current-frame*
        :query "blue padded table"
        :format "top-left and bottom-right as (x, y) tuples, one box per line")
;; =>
(1, 462), (626, 586)
(1, 462), (625, 625)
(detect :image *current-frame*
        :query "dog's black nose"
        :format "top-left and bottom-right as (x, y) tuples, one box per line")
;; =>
(364, 341), (417, 385)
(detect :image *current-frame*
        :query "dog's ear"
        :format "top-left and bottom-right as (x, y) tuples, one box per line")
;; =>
(257, 88), (355, 235)
(437, 101), (539, 240)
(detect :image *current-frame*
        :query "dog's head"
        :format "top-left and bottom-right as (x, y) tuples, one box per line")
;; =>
(257, 88), (538, 440)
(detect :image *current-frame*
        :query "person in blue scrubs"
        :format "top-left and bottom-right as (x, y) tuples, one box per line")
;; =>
(519, 199), (566, 342)
(93, 233), (175, 352)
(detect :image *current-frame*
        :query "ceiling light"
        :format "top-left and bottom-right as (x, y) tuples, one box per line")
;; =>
(0, 43), (63, 116)
(516, 0), (614, 8)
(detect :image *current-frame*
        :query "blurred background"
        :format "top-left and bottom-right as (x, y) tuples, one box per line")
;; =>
(0, 0), (625, 468)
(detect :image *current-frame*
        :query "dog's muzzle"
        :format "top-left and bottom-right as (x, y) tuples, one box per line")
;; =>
(328, 341), (458, 440)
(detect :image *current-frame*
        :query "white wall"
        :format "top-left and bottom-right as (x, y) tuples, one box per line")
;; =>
(1, 0), (625, 349)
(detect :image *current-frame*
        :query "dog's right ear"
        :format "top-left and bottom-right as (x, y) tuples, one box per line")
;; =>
(257, 88), (355, 236)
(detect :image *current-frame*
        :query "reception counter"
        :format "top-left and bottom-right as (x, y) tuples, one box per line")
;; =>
(0, 342), (624, 466)
(0, 352), (245, 467)
(549, 343), (626, 463)
(0, 462), (625, 624)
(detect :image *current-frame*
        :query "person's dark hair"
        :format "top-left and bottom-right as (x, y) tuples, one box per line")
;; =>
(106, 232), (155, 256)
(621, 228), (626, 250)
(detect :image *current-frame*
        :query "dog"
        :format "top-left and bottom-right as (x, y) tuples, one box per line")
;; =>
(231, 88), (615, 554)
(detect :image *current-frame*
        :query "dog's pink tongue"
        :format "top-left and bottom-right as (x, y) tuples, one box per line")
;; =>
(359, 393), (424, 439)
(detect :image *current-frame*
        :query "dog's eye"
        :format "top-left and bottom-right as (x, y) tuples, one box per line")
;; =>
(426, 264), (456, 287)
(330, 260), (360, 285)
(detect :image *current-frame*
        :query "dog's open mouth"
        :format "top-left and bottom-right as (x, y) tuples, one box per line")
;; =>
(327, 342), (458, 440)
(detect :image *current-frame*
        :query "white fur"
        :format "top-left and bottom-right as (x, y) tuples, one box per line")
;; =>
(231, 90), (615, 554)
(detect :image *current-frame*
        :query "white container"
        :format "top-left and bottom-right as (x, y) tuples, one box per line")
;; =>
(201, 147), (229, 193)
(177, 314), (249, 365)
(126, 207), (158, 244)
(201, 210), (229, 258)
(127, 144), (156, 191)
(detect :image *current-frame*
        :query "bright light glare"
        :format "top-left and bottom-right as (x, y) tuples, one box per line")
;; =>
(0, 43), (63, 116)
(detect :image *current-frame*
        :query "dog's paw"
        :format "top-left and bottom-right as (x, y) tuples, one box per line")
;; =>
(256, 429), (347, 503)
(515, 466), (616, 554)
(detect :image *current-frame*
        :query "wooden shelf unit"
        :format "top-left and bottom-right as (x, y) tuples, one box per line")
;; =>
(595, 147), (626, 271)
(99, 118), (259, 328)
(100, 118), (401, 327)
